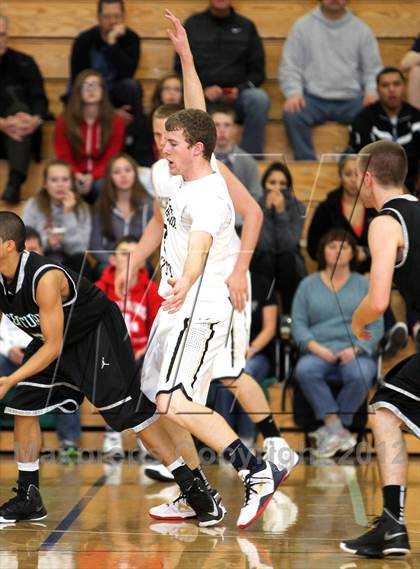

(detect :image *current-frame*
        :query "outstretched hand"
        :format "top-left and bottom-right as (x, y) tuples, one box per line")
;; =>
(165, 9), (191, 59)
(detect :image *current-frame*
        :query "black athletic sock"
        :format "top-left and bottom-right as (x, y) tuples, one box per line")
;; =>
(256, 415), (279, 439)
(223, 438), (263, 472)
(18, 469), (39, 491)
(383, 485), (406, 523)
(171, 464), (196, 494)
(193, 466), (211, 490)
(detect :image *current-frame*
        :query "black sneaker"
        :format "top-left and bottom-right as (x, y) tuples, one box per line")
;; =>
(183, 478), (225, 527)
(340, 510), (410, 558)
(384, 322), (408, 358)
(0, 484), (47, 523)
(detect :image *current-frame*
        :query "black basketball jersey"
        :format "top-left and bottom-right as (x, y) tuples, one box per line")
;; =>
(0, 251), (109, 345)
(378, 195), (420, 314)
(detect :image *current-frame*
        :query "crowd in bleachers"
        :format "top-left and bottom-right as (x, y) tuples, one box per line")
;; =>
(0, 0), (420, 459)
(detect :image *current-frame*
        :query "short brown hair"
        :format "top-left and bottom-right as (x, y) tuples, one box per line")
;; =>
(317, 228), (359, 271)
(152, 103), (184, 122)
(358, 141), (407, 188)
(165, 109), (216, 161)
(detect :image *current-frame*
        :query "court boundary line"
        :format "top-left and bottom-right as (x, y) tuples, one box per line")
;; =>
(39, 472), (107, 551)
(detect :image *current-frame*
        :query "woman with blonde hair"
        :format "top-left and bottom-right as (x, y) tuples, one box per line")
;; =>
(54, 69), (125, 203)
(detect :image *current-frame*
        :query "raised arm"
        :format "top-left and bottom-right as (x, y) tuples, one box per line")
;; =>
(165, 9), (206, 112)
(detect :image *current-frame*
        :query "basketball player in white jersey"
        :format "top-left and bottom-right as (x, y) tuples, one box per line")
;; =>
(116, 11), (298, 525)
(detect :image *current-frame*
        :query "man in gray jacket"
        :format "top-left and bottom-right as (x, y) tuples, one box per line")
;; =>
(211, 106), (263, 228)
(279, 0), (382, 160)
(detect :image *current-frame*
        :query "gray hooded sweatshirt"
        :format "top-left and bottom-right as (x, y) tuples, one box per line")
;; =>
(280, 6), (382, 100)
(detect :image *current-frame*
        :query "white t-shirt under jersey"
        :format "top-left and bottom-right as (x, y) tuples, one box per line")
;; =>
(159, 171), (235, 316)
(151, 156), (241, 276)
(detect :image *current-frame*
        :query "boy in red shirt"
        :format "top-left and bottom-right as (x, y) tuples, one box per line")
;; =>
(96, 235), (162, 458)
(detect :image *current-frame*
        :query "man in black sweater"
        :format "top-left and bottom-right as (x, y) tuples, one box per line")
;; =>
(69, 0), (151, 164)
(175, 0), (269, 158)
(349, 67), (420, 194)
(0, 16), (48, 204)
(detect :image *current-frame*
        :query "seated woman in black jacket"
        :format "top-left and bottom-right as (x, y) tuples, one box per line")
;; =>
(251, 162), (306, 314)
(307, 155), (376, 274)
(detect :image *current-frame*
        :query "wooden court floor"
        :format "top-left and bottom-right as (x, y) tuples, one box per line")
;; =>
(0, 458), (418, 569)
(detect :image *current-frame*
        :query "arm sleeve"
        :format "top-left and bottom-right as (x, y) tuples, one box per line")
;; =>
(22, 200), (48, 249)
(54, 116), (78, 172)
(63, 206), (92, 254)
(91, 116), (125, 179)
(359, 25), (383, 95)
(273, 198), (305, 251)
(89, 211), (109, 265)
(22, 56), (48, 118)
(348, 109), (371, 152)
(243, 159), (264, 202)
(291, 280), (315, 350)
(306, 203), (329, 260)
(279, 23), (305, 98)
(70, 35), (87, 82)
(239, 22), (265, 88)
(106, 30), (140, 78)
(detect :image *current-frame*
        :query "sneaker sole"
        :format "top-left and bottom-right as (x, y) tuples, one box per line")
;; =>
(0, 513), (47, 523)
(237, 468), (288, 530)
(339, 542), (410, 557)
(198, 504), (227, 528)
(144, 468), (174, 483)
(149, 512), (197, 521)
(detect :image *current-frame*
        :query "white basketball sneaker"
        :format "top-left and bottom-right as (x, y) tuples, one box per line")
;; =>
(262, 437), (299, 475)
(236, 461), (287, 529)
(149, 488), (225, 522)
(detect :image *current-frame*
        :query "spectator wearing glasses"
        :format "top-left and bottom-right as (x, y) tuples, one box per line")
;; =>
(54, 69), (125, 203)
(68, 0), (149, 163)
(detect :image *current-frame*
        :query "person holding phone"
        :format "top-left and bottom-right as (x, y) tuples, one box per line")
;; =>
(22, 159), (92, 276)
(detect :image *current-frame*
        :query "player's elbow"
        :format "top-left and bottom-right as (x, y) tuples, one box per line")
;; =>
(370, 298), (389, 317)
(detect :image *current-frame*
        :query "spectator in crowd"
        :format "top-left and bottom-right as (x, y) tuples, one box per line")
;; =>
(54, 69), (125, 203)
(211, 105), (263, 226)
(210, 272), (279, 446)
(22, 160), (92, 276)
(96, 235), (162, 459)
(0, 227), (81, 461)
(0, 15), (49, 204)
(150, 74), (183, 116)
(400, 35), (420, 110)
(292, 229), (384, 458)
(140, 75), (184, 168)
(307, 155), (376, 273)
(90, 153), (153, 275)
(175, 0), (269, 157)
(252, 162), (306, 314)
(69, 0), (149, 162)
(349, 67), (420, 193)
(279, 0), (382, 160)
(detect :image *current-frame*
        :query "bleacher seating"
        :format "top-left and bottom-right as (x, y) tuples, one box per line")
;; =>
(0, 1), (418, 453)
